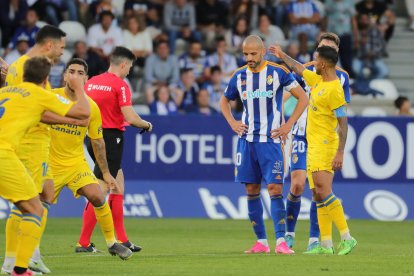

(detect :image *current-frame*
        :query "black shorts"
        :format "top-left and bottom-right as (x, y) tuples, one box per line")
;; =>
(86, 128), (124, 180)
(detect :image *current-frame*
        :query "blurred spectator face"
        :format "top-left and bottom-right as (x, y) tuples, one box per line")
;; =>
(48, 37), (66, 64)
(181, 70), (195, 87)
(359, 14), (371, 29)
(298, 33), (308, 54)
(75, 41), (88, 57)
(157, 42), (170, 59)
(211, 70), (222, 84)
(16, 40), (29, 54)
(147, 8), (159, 23)
(236, 18), (247, 35)
(400, 100), (412, 113)
(197, 89), (210, 108)
(157, 86), (170, 104)
(287, 43), (299, 58)
(189, 42), (202, 59)
(101, 14), (113, 30)
(216, 39), (227, 55)
(259, 15), (270, 31)
(175, 0), (187, 8)
(127, 17), (139, 34)
(26, 9), (38, 26)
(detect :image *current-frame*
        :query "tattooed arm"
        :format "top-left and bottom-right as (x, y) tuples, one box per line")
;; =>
(332, 115), (348, 171)
(268, 44), (306, 76)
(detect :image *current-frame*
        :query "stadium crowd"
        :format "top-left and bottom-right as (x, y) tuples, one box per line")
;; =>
(0, 0), (412, 116)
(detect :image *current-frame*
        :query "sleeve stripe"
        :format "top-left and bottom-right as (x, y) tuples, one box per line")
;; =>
(335, 66), (349, 77)
(230, 65), (248, 78)
(267, 62), (290, 73)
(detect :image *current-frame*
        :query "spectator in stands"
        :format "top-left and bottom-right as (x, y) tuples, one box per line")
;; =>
(356, 0), (395, 43)
(4, 8), (39, 57)
(163, 0), (201, 54)
(196, 0), (229, 50)
(179, 40), (208, 83)
(252, 13), (287, 49)
(124, 0), (153, 18)
(225, 16), (249, 66)
(202, 65), (228, 112)
(144, 40), (180, 103)
(407, 0), (414, 31)
(49, 58), (66, 88)
(4, 36), (29, 64)
(270, 0), (291, 30)
(324, 0), (358, 77)
(42, 0), (78, 26)
(0, 0), (28, 48)
(297, 32), (312, 63)
(149, 85), (179, 115)
(288, 0), (320, 42)
(206, 36), (238, 83)
(87, 10), (124, 64)
(394, 96), (413, 116)
(173, 68), (199, 110)
(185, 88), (218, 116)
(72, 40), (107, 77)
(230, 0), (259, 30)
(353, 14), (389, 80)
(123, 15), (153, 67)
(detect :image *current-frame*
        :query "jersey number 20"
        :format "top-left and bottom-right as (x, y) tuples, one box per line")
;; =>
(292, 140), (305, 154)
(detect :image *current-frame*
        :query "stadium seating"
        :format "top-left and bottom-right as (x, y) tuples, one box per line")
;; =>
(58, 21), (87, 49)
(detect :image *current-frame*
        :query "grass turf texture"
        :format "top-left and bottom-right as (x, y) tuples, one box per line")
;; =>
(0, 219), (413, 275)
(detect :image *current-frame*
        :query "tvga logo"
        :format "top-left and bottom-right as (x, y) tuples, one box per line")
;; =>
(123, 191), (163, 218)
(0, 198), (12, 220)
(364, 190), (408, 221)
(241, 90), (274, 100)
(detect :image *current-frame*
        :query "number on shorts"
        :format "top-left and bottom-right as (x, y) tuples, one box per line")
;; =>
(292, 140), (305, 153)
(42, 162), (48, 177)
(0, 98), (10, 119)
(235, 153), (242, 166)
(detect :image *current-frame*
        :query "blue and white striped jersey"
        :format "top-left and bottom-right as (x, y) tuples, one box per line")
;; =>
(224, 61), (299, 143)
(292, 63), (351, 137)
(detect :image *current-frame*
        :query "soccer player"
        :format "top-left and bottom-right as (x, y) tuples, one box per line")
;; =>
(270, 43), (357, 255)
(49, 58), (133, 260)
(0, 57), (8, 87)
(0, 56), (90, 276)
(2, 25), (68, 275)
(76, 46), (152, 253)
(220, 35), (308, 254)
(284, 32), (351, 252)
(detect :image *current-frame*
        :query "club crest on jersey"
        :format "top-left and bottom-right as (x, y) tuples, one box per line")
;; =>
(292, 154), (298, 164)
(272, 160), (283, 174)
(267, 75), (273, 85)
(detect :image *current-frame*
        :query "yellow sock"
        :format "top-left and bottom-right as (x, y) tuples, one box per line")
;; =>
(15, 213), (43, 268)
(5, 206), (22, 259)
(33, 202), (50, 252)
(94, 201), (116, 246)
(316, 201), (332, 243)
(323, 194), (349, 236)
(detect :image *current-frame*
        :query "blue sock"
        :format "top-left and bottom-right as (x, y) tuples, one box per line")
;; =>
(309, 200), (320, 238)
(247, 194), (266, 240)
(270, 194), (286, 239)
(286, 192), (301, 233)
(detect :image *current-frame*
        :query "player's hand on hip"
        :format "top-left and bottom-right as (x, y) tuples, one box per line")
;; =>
(230, 120), (248, 136)
(268, 43), (283, 58)
(332, 151), (344, 171)
(271, 122), (292, 140)
(103, 172), (119, 191)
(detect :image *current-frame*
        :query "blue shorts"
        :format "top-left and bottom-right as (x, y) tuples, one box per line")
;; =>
(235, 139), (284, 185)
(290, 136), (307, 172)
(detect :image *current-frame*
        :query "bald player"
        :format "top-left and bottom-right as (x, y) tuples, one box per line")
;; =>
(220, 35), (308, 255)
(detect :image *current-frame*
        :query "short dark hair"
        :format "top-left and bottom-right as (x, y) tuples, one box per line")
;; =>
(316, 46), (338, 66)
(66, 58), (88, 74)
(318, 32), (340, 47)
(394, 96), (409, 109)
(210, 65), (221, 74)
(110, 46), (136, 65)
(23, 57), (51, 84)
(35, 25), (66, 44)
(99, 10), (115, 22)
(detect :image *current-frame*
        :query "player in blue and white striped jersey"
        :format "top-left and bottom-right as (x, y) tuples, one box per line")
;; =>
(220, 35), (308, 255)
(283, 32), (351, 252)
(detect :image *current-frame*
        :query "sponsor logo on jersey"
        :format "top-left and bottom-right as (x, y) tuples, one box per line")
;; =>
(241, 90), (274, 100)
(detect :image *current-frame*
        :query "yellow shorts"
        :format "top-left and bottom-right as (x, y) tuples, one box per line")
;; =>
(307, 146), (337, 189)
(51, 161), (98, 204)
(16, 142), (51, 193)
(0, 149), (38, 203)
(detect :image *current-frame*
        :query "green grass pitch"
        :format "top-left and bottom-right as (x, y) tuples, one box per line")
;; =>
(1, 219), (413, 275)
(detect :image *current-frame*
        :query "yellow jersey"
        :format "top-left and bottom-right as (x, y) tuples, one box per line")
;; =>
(50, 88), (103, 168)
(303, 69), (346, 147)
(0, 82), (74, 152)
(5, 54), (53, 144)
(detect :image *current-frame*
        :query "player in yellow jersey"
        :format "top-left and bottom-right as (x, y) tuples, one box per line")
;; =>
(49, 58), (133, 260)
(270, 43), (357, 255)
(0, 56), (90, 276)
(2, 25), (69, 275)
(0, 57), (8, 88)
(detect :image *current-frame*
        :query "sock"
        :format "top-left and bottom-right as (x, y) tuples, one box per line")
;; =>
(257, 239), (268, 246)
(323, 194), (350, 237)
(78, 201), (97, 247)
(31, 202), (50, 262)
(341, 232), (352, 241)
(316, 200), (332, 248)
(270, 194), (286, 240)
(309, 200), (320, 239)
(308, 237), (319, 245)
(15, 213), (43, 269)
(94, 201), (117, 247)
(108, 194), (128, 243)
(276, 237), (285, 246)
(286, 192), (301, 233)
(285, 232), (295, 237)
(247, 194), (267, 240)
(3, 206), (22, 269)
